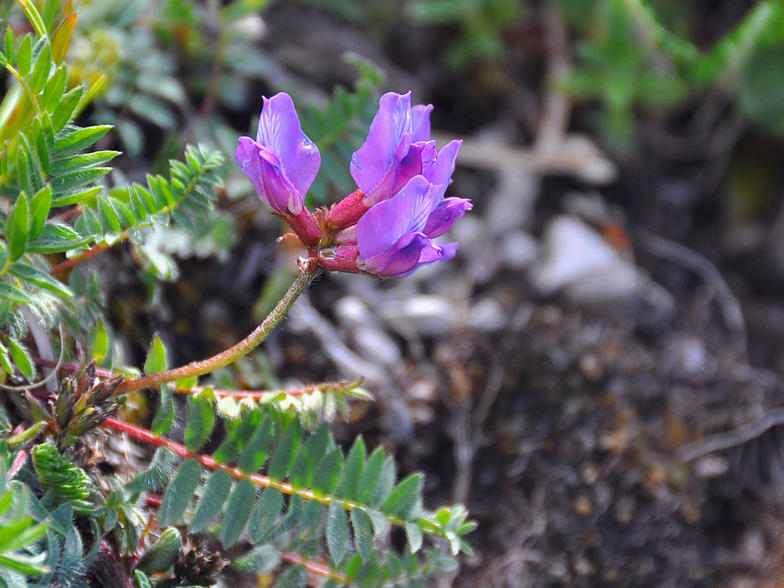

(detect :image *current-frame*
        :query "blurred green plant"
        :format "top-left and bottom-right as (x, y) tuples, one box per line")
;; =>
(407, 0), (525, 70)
(558, 0), (784, 150)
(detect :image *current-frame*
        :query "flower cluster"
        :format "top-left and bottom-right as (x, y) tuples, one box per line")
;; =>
(235, 91), (471, 277)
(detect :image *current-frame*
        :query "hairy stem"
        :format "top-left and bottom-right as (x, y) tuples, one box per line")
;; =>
(50, 240), (114, 275)
(33, 357), (359, 400)
(282, 553), (347, 583)
(113, 259), (320, 396)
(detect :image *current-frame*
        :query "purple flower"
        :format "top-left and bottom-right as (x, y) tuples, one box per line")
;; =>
(355, 173), (472, 277)
(235, 93), (320, 216)
(350, 92), (438, 207)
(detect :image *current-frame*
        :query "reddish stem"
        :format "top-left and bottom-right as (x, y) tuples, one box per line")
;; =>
(32, 357), (353, 399)
(282, 552), (347, 583)
(50, 241), (113, 275)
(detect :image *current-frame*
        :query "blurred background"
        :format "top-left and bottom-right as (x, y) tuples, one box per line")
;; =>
(37, 0), (784, 585)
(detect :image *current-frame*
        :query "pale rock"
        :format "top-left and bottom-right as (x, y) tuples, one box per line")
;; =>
(379, 295), (464, 336)
(694, 455), (730, 479)
(501, 230), (539, 270)
(531, 215), (639, 303)
(335, 295), (379, 329)
(352, 326), (402, 367)
(467, 298), (506, 331)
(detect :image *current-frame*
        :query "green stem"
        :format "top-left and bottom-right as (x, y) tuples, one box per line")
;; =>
(114, 259), (320, 396)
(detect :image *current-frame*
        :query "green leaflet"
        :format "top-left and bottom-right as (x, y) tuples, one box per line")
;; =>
(232, 544), (281, 574)
(272, 565), (307, 588)
(5, 194), (29, 262)
(267, 420), (302, 481)
(189, 470), (232, 533)
(297, 499), (323, 540)
(236, 419), (273, 473)
(51, 87), (84, 133)
(405, 522), (423, 553)
(358, 447), (385, 504)
(214, 408), (261, 463)
(53, 125), (112, 157)
(26, 222), (92, 254)
(7, 261), (72, 298)
(382, 474), (423, 521)
(289, 423), (332, 488)
(29, 186), (51, 240)
(144, 335), (168, 375)
(337, 437), (366, 502)
(221, 478), (257, 548)
(326, 502), (350, 565)
(125, 447), (176, 493)
(185, 394), (215, 452)
(248, 487), (283, 543)
(350, 508), (373, 563)
(151, 384), (174, 436)
(312, 448), (344, 497)
(7, 339), (34, 382)
(371, 457), (396, 508)
(158, 459), (201, 527)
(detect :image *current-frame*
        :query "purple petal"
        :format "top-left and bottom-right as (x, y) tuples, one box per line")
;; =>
(255, 93), (320, 209)
(361, 232), (429, 277)
(235, 137), (300, 215)
(423, 197), (473, 238)
(357, 176), (441, 261)
(350, 92), (413, 204)
(392, 140), (438, 196)
(424, 140), (461, 194)
(411, 104), (433, 142)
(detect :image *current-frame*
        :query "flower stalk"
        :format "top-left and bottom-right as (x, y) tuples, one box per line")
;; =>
(113, 258), (320, 396)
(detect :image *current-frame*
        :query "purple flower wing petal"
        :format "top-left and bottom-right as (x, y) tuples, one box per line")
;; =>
(350, 92), (412, 203)
(236, 136), (266, 195)
(256, 93), (320, 208)
(423, 197), (473, 238)
(411, 104), (433, 142)
(359, 232), (427, 277)
(357, 175), (437, 260)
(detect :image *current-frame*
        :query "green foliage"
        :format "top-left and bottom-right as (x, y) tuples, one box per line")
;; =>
(126, 401), (475, 584)
(0, 445), (49, 587)
(558, 0), (784, 150)
(408, 0), (526, 70)
(0, 6), (224, 382)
